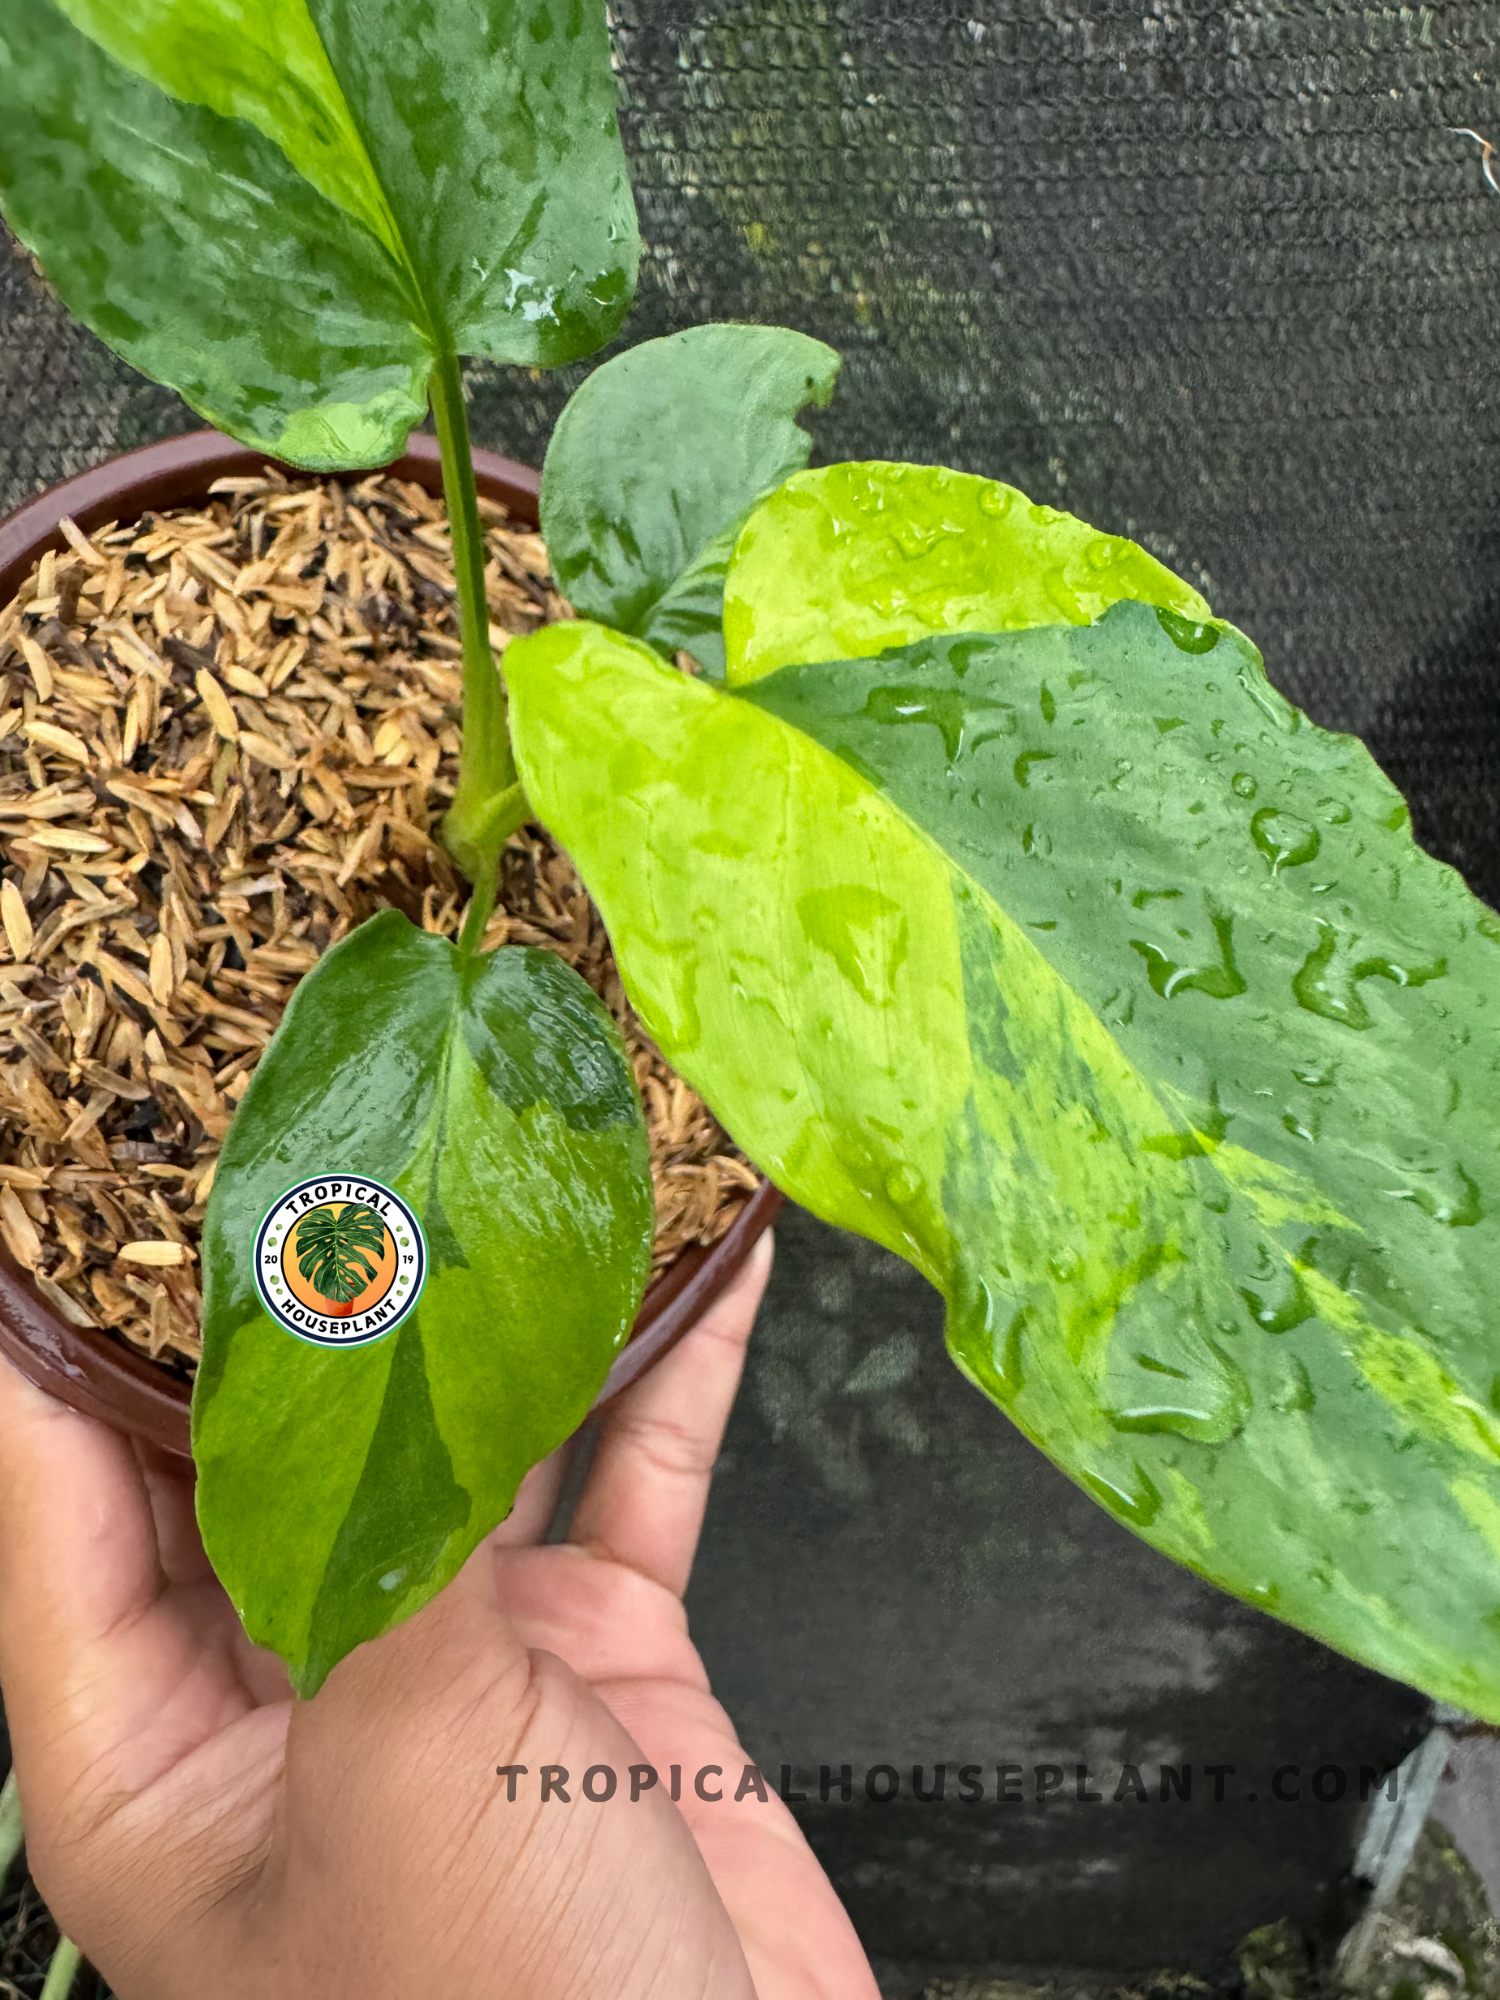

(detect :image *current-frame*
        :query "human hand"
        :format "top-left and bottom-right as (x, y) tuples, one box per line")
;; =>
(0, 1232), (879, 1999)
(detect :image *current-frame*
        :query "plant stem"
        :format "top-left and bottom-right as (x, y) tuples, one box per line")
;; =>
(0, 1769), (21, 1887)
(39, 1937), (81, 2000)
(456, 849), (499, 959)
(430, 344), (530, 899)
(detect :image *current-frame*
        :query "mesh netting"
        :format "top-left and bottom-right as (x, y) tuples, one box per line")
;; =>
(3, 0), (1500, 888)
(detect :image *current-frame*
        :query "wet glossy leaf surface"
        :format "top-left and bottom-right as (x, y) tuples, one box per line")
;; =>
(724, 461), (1212, 684)
(542, 324), (839, 676)
(0, 0), (638, 463)
(508, 592), (1500, 1720)
(195, 913), (653, 1695)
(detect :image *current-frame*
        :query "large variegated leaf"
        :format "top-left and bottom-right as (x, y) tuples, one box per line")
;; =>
(195, 913), (653, 1696)
(506, 589), (1500, 1720)
(541, 324), (840, 677)
(0, 0), (638, 465)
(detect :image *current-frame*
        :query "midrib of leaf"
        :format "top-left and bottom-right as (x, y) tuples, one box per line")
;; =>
(632, 488), (705, 635)
(51, 0), (446, 347)
(638, 517), (740, 637)
(294, 16), (452, 354)
(283, 979), (468, 1647)
(411, 980), (469, 1272)
(517, 623), (1425, 1416)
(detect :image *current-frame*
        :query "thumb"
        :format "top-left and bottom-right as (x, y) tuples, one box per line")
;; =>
(0, 1354), (166, 1809)
(269, 1549), (757, 2000)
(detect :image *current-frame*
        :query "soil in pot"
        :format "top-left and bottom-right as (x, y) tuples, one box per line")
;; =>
(0, 466), (756, 1377)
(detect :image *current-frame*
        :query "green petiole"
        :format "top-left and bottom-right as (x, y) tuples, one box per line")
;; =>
(429, 344), (531, 912)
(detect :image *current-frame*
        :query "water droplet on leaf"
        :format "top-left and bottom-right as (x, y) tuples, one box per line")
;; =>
(864, 684), (1015, 765)
(1293, 922), (1445, 1029)
(1083, 1464), (1163, 1526)
(1156, 607), (1220, 653)
(892, 516), (953, 559)
(1014, 749), (1056, 788)
(1251, 808), (1320, 874)
(1383, 1163), (1482, 1227)
(1044, 566), (1086, 621)
(1272, 1358), (1317, 1414)
(797, 885), (910, 1007)
(1101, 1315), (1249, 1444)
(1131, 907), (1247, 1001)
(1241, 1261), (1316, 1333)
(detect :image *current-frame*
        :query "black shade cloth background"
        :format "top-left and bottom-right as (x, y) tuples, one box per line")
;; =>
(2, 0), (1499, 889)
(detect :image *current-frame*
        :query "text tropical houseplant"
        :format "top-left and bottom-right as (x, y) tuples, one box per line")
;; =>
(2, 0), (1499, 1735)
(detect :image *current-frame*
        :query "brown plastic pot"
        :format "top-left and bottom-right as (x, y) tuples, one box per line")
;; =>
(0, 428), (781, 1459)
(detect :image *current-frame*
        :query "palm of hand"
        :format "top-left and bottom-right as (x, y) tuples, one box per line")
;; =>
(0, 1239), (878, 2000)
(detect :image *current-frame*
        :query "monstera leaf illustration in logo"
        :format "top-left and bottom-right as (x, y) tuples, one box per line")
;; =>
(293, 1203), (387, 1311)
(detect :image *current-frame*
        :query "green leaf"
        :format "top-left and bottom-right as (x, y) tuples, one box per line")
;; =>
(0, 0), (639, 466)
(194, 911), (653, 1696)
(723, 461), (1212, 684)
(541, 324), (840, 675)
(507, 603), (1500, 1721)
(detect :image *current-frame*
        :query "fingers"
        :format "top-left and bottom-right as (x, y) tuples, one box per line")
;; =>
(129, 1441), (293, 1709)
(0, 1354), (165, 1796)
(0, 1358), (283, 1830)
(133, 1439), (214, 1587)
(487, 1433), (576, 1550)
(283, 1603), (757, 2000)
(566, 1230), (772, 1599)
(605, 1679), (881, 2000)
(0, 1354), (162, 1681)
(426, 1432), (583, 1642)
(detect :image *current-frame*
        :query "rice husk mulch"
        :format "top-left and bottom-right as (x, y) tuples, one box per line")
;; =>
(0, 468), (756, 1376)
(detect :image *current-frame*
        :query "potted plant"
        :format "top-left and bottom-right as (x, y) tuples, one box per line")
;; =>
(0, 0), (792, 1693)
(0, 426), (780, 1440)
(1, 0), (1498, 1750)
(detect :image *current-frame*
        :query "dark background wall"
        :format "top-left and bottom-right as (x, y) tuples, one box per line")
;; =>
(7, 2), (1500, 894)
(2, 0), (1495, 1985)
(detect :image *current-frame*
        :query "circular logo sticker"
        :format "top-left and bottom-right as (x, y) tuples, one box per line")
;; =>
(254, 1176), (426, 1348)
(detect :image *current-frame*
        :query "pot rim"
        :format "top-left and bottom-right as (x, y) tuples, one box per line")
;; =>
(0, 426), (781, 1459)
